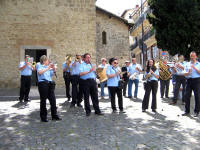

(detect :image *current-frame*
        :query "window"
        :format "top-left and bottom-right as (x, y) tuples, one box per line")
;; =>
(102, 31), (107, 45)
(147, 49), (151, 60)
(152, 46), (157, 58)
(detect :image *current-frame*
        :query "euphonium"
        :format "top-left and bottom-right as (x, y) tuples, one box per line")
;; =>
(158, 61), (171, 80)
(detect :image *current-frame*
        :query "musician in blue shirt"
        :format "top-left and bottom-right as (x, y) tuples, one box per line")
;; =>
(106, 58), (124, 113)
(79, 53), (103, 116)
(69, 54), (83, 108)
(18, 55), (34, 102)
(37, 55), (61, 122)
(142, 59), (159, 112)
(183, 52), (200, 117)
(127, 58), (142, 99)
(170, 55), (187, 105)
(62, 55), (72, 101)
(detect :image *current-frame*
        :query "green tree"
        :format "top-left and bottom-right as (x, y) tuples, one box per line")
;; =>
(147, 0), (200, 59)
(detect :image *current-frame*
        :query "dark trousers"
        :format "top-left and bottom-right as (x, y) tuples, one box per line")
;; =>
(173, 75), (186, 102)
(160, 79), (170, 98)
(38, 81), (58, 120)
(142, 80), (158, 110)
(123, 80), (128, 96)
(185, 78), (200, 113)
(108, 86), (123, 111)
(71, 75), (82, 105)
(64, 75), (71, 98)
(79, 79), (101, 114)
(19, 75), (31, 101)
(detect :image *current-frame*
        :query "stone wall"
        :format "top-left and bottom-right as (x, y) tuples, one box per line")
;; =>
(96, 9), (130, 67)
(0, 0), (96, 88)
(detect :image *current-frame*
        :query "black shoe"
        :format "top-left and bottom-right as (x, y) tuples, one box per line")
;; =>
(142, 109), (146, 112)
(95, 112), (104, 116)
(52, 116), (62, 121)
(41, 118), (48, 122)
(182, 112), (190, 116)
(152, 109), (157, 113)
(77, 104), (83, 108)
(194, 113), (199, 117)
(19, 99), (23, 102)
(119, 110), (126, 113)
(112, 109), (117, 113)
(134, 96), (137, 99)
(70, 104), (75, 108)
(161, 96), (163, 98)
(128, 96), (132, 99)
(86, 112), (91, 117)
(165, 96), (169, 99)
(24, 99), (31, 102)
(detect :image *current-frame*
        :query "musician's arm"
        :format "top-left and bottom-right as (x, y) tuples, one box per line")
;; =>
(151, 70), (159, 79)
(107, 73), (118, 78)
(38, 66), (51, 75)
(192, 65), (200, 74)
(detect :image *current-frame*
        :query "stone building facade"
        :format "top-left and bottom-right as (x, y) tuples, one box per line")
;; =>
(96, 7), (130, 66)
(0, 0), (96, 88)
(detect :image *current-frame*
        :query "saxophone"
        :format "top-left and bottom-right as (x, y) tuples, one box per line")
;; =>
(158, 61), (171, 80)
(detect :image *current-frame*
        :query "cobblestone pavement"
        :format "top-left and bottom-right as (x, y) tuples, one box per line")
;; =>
(0, 82), (200, 150)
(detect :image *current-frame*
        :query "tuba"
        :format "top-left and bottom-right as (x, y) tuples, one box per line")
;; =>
(158, 61), (171, 80)
(96, 68), (108, 82)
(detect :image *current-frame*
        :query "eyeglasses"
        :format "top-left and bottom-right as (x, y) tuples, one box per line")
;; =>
(113, 62), (118, 64)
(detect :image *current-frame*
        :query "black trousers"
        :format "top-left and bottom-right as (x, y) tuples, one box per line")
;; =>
(19, 75), (31, 101)
(38, 81), (58, 120)
(185, 78), (200, 113)
(71, 75), (82, 105)
(142, 80), (158, 110)
(79, 79), (101, 114)
(108, 86), (123, 111)
(123, 80), (129, 96)
(63, 72), (71, 99)
(173, 75), (186, 102)
(160, 79), (170, 98)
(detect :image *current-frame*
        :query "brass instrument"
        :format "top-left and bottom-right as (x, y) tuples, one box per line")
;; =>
(130, 72), (139, 80)
(145, 72), (152, 79)
(158, 61), (171, 80)
(96, 68), (108, 82)
(65, 55), (72, 71)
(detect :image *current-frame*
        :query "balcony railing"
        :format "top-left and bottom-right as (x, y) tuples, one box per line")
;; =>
(130, 29), (155, 51)
(130, 8), (152, 34)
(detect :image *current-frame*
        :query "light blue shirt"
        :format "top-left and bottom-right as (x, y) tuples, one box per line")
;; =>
(70, 61), (82, 75)
(19, 62), (33, 76)
(146, 69), (159, 81)
(128, 63), (141, 80)
(185, 61), (200, 78)
(37, 65), (54, 82)
(80, 62), (96, 80)
(36, 62), (41, 71)
(62, 62), (70, 73)
(175, 61), (187, 75)
(106, 65), (120, 87)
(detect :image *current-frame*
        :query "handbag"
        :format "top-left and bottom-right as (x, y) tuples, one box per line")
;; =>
(118, 79), (124, 89)
(143, 81), (147, 91)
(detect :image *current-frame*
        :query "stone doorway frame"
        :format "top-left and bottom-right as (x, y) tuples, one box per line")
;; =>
(20, 45), (51, 61)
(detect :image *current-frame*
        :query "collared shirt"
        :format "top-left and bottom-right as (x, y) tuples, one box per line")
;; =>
(175, 61), (187, 75)
(80, 62), (96, 80)
(62, 62), (70, 73)
(69, 61), (82, 75)
(36, 62), (41, 71)
(106, 65), (120, 87)
(185, 61), (200, 78)
(37, 64), (54, 82)
(127, 63), (142, 80)
(19, 61), (33, 76)
(98, 64), (108, 69)
(145, 69), (159, 81)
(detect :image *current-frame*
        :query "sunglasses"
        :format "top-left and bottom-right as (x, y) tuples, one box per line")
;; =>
(113, 62), (118, 64)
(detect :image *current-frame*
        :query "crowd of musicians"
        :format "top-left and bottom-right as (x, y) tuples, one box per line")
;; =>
(18, 51), (200, 122)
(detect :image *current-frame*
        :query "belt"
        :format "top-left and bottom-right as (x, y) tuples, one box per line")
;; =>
(21, 75), (31, 77)
(188, 77), (200, 80)
(86, 78), (95, 81)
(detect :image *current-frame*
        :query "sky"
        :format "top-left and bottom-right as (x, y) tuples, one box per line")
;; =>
(96, 0), (141, 16)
